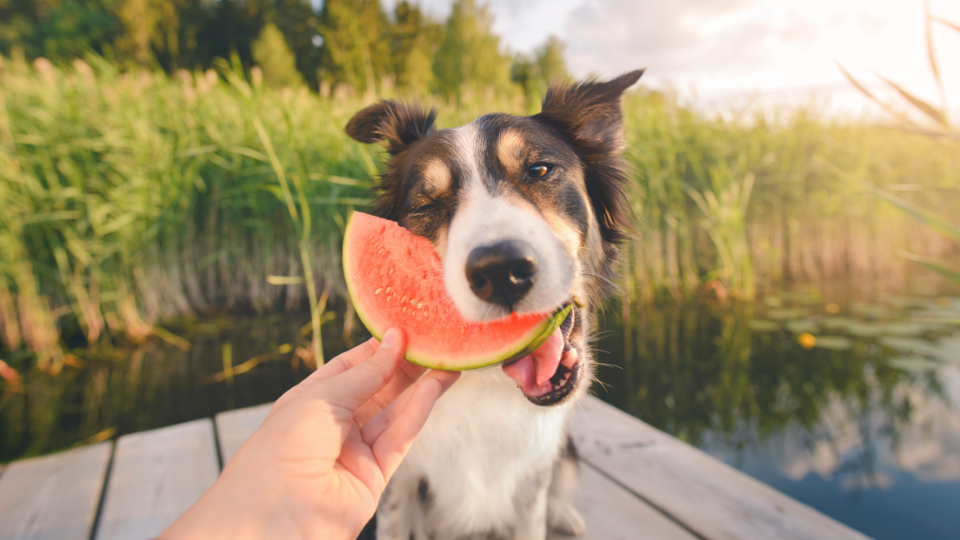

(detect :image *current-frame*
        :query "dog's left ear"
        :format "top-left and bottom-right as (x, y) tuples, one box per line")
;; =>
(345, 100), (438, 155)
(534, 69), (644, 243)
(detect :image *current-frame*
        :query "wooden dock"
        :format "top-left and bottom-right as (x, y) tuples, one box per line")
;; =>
(0, 396), (871, 540)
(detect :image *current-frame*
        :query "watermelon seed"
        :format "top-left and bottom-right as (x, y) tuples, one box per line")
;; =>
(410, 298), (417, 306)
(401, 295), (407, 304)
(386, 286), (392, 293)
(389, 267), (394, 275)
(402, 306), (407, 312)
(375, 288), (382, 295)
(417, 301), (423, 309)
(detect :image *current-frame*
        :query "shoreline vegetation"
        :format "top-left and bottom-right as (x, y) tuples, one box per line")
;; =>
(0, 54), (959, 376)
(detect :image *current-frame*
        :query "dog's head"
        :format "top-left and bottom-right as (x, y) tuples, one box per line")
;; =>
(346, 70), (642, 405)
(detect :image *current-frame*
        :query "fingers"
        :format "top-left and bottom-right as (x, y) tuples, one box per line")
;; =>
(353, 358), (428, 426)
(304, 328), (407, 412)
(271, 338), (381, 413)
(360, 369), (459, 445)
(369, 377), (445, 482)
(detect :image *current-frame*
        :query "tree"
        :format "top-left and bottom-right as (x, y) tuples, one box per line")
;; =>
(512, 35), (568, 106)
(0, 0), (122, 62)
(268, 0), (320, 89)
(113, 0), (161, 66)
(432, 0), (514, 100)
(252, 22), (303, 88)
(389, 1), (441, 95)
(317, 0), (390, 95)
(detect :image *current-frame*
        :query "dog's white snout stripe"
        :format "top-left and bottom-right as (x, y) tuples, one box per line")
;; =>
(442, 123), (574, 322)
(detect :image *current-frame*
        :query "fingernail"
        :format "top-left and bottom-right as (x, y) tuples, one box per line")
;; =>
(381, 328), (399, 349)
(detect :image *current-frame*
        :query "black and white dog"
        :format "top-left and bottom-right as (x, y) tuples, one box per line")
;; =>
(345, 70), (643, 540)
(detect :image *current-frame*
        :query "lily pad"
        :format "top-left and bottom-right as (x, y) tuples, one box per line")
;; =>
(780, 291), (822, 304)
(749, 319), (780, 332)
(820, 316), (858, 330)
(878, 336), (942, 357)
(764, 296), (783, 308)
(815, 336), (854, 350)
(886, 356), (943, 372)
(786, 320), (819, 334)
(850, 302), (895, 319)
(887, 296), (930, 309)
(933, 337), (960, 363)
(843, 321), (885, 338)
(766, 308), (811, 320)
(881, 321), (929, 337)
(912, 308), (960, 321)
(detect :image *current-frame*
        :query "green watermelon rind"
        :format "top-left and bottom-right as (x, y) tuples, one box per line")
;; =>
(343, 212), (572, 371)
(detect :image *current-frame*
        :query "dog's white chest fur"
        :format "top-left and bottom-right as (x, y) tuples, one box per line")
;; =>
(389, 368), (571, 537)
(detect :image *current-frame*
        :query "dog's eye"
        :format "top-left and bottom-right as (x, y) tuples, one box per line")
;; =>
(527, 164), (552, 178)
(413, 202), (439, 214)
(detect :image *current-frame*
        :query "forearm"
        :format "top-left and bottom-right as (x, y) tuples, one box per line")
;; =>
(159, 476), (360, 540)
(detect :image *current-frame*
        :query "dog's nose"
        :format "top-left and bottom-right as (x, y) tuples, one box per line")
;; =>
(465, 240), (539, 309)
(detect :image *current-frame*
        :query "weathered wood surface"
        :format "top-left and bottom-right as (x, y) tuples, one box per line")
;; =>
(221, 402), (699, 540)
(560, 462), (699, 540)
(0, 442), (112, 540)
(570, 396), (870, 540)
(214, 402), (272, 465)
(94, 419), (219, 540)
(0, 396), (875, 540)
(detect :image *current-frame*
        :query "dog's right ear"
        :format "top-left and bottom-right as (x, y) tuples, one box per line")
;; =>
(345, 100), (438, 155)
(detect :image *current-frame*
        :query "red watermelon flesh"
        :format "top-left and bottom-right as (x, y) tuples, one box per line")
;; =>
(343, 212), (570, 371)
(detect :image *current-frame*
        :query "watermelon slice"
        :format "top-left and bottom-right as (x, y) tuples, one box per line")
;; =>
(343, 212), (571, 371)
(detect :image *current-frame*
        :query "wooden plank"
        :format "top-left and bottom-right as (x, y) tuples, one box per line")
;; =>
(0, 442), (112, 540)
(218, 402), (694, 539)
(214, 402), (273, 465)
(549, 461), (699, 540)
(95, 419), (219, 540)
(570, 396), (870, 540)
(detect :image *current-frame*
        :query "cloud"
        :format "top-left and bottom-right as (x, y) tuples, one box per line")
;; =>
(381, 0), (960, 116)
(559, 0), (824, 86)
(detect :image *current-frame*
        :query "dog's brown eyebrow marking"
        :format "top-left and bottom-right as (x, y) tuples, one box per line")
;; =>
(496, 128), (525, 174)
(421, 159), (451, 194)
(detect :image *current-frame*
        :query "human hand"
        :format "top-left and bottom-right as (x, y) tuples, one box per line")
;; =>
(161, 328), (459, 540)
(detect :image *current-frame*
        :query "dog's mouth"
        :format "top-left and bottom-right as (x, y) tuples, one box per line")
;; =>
(502, 306), (580, 406)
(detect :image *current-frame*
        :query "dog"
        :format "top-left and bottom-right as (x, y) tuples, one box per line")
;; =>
(345, 69), (643, 540)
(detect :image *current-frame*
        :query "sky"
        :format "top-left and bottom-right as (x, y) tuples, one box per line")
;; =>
(379, 0), (960, 119)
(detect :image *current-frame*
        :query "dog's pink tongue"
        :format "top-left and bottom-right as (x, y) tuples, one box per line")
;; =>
(503, 329), (564, 398)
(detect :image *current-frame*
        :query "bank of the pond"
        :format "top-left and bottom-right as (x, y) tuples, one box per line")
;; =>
(2, 56), (959, 372)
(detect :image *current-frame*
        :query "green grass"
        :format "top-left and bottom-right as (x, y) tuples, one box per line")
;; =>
(0, 55), (958, 371)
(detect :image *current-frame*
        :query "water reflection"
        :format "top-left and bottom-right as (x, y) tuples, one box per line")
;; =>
(593, 294), (960, 540)
(0, 312), (358, 462)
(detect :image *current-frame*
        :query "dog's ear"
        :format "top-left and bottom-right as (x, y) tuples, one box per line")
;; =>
(345, 100), (438, 155)
(534, 70), (644, 243)
(537, 70), (643, 148)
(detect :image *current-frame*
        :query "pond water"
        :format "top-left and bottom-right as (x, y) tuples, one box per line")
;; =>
(1, 290), (959, 540)
(593, 291), (960, 540)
